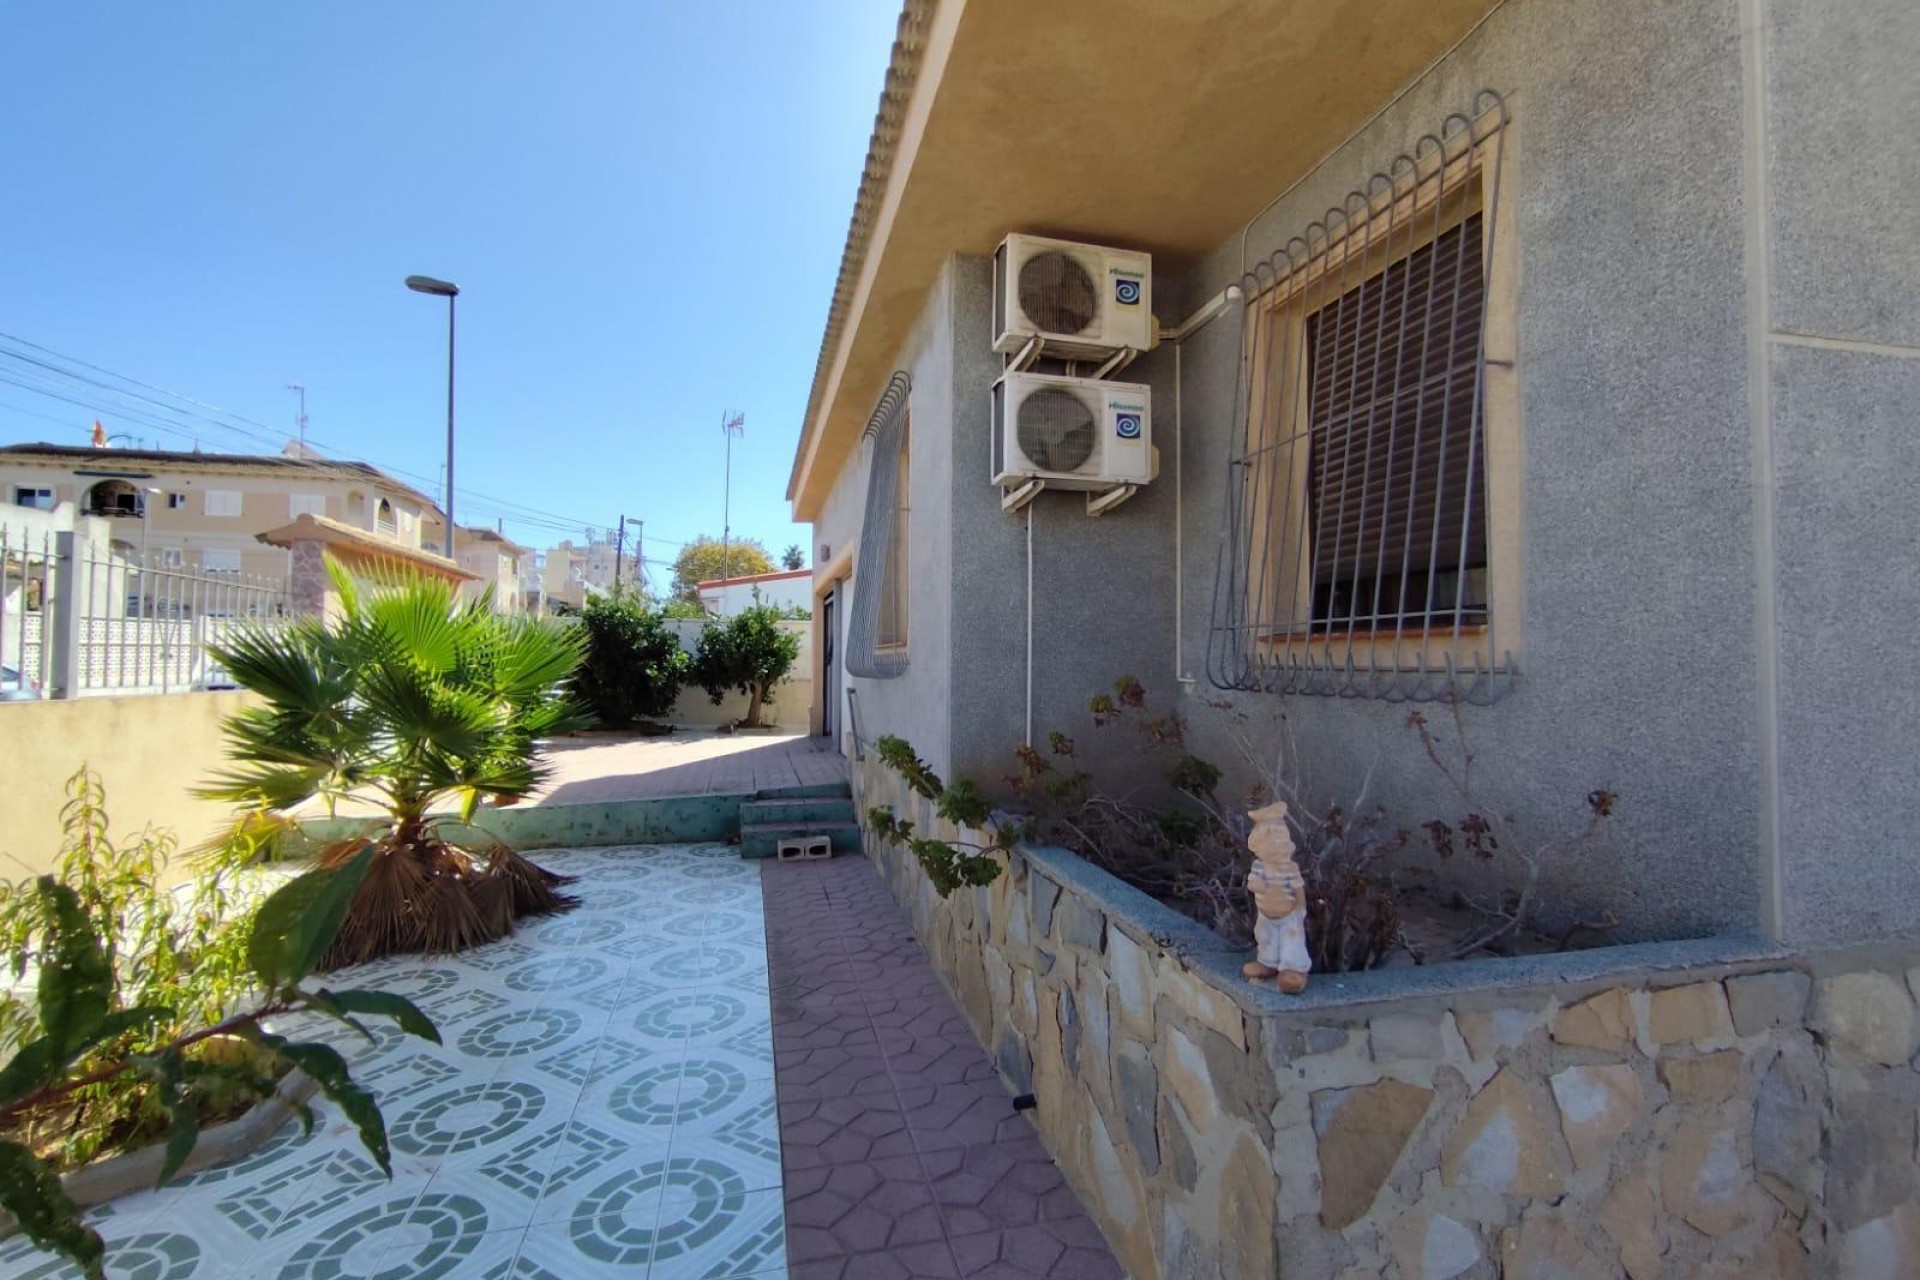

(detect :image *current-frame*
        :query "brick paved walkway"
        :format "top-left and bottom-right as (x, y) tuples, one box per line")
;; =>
(763, 856), (1123, 1280)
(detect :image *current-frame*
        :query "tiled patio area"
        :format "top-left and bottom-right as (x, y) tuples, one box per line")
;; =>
(0, 844), (785, 1280)
(764, 858), (1122, 1280)
(530, 733), (847, 807)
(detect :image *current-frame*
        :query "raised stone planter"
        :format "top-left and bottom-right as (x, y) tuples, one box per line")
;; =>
(0, 1070), (318, 1239)
(855, 753), (1920, 1278)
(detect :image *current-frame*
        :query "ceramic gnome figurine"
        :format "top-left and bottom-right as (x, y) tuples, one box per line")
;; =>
(1243, 800), (1311, 993)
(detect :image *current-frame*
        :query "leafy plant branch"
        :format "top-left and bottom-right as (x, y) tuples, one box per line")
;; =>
(866, 736), (1015, 896)
(0, 846), (439, 1280)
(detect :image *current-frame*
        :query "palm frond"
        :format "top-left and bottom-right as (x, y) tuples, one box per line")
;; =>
(205, 560), (590, 967)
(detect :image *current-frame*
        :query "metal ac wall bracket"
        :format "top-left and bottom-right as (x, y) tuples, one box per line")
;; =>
(1002, 479), (1046, 515)
(1086, 484), (1138, 517)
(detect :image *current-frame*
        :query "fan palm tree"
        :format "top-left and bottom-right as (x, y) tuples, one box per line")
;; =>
(201, 562), (591, 967)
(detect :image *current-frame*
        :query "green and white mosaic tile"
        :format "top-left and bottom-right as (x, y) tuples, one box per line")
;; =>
(11, 844), (783, 1280)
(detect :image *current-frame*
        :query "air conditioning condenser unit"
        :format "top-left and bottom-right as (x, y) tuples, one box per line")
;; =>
(992, 371), (1153, 491)
(993, 233), (1152, 358)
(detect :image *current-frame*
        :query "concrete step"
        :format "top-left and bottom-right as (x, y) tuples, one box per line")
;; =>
(740, 797), (857, 828)
(755, 781), (853, 801)
(740, 819), (861, 861)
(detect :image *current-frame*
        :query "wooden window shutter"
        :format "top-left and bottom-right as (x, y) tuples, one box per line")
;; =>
(1304, 212), (1488, 622)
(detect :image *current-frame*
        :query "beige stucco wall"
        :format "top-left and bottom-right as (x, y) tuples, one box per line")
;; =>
(0, 692), (256, 882)
(0, 457), (433, 581)
(668, 672), (814, 729)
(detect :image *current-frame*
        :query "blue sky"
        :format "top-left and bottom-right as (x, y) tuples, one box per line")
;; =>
(0, 2), (898, 574)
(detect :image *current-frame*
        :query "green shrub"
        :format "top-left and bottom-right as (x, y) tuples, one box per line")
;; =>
(0, 770), (257, 1173)
(691, 605), (802, 729)
(202, 562), (590, 967)
(569, 589), (692, 728)
(1, 772), (438, 1280)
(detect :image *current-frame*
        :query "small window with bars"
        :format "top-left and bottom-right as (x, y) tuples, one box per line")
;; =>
(1209, 91), (1517, 703)
(846, 371), (912, 679)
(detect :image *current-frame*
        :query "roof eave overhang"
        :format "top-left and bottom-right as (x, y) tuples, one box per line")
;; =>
(786, 0), (1505, 524)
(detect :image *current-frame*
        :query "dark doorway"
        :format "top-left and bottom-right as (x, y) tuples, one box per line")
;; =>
(820, 589), (836, 741)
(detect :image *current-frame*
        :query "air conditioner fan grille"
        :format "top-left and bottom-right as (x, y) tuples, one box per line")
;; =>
(1016, 388), (1097, 473)
(1017, 251), (1098, 335)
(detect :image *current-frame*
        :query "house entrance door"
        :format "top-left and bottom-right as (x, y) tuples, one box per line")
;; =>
(820, 589), (837, 742)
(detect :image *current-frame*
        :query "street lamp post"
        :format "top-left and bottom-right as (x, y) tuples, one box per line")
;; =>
(720, 412), (744, 581)
(405, 275), (460, 560)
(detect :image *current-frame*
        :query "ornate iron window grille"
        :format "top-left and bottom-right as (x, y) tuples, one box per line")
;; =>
(846, 371), (912, 678)
(1207, 90), (1516, 704)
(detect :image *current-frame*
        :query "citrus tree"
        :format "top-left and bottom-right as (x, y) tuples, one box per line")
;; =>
(691, 603), (801, 729)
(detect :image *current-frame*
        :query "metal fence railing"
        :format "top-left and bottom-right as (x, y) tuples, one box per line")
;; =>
(0, 524), (57, 698)
(1, 527), (294, 698)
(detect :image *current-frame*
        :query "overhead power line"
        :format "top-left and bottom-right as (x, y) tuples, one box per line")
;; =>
(0, 334), (688, 546)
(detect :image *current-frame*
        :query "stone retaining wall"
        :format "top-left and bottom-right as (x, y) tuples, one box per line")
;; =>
(855, 755), (1920, 1279)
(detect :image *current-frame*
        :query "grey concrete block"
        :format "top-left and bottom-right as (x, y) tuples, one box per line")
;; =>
(996, 1027), (1034, 1096)
(1727, 970), (1812, 1036)
(1056, 894), (1105, 953)
(1116, 1042), (1161, 1175)
(1161, 1094), (1198, 1193)
(1828, 1087), (1920, 1231)
(1753, 1042), (1824, 1214)
(1369, 1012), (1445, 1062)
(1059, 984), (1081, 1073)
(1030, 872), (1062, 940)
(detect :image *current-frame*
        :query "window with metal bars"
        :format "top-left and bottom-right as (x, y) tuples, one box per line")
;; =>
(846, 371), (912, 678)
(1302, 210), (1487, 630)
(1209, 90), (1516, 703)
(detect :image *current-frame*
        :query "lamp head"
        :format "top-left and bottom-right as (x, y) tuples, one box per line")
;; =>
(405, 275), (460, 298)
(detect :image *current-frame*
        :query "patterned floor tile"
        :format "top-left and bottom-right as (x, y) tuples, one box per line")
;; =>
(533, 1119), (674, 1225)
(647, 1185), (786, 1279)
(1, 846), (782, 1280)
(0, 1220), (209, 1279)
(385, 1076), (566, 1171)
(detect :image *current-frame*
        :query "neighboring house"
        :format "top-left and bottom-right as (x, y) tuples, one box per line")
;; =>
(539, 533), (626, 612)
(540, 542), (589, 613)
(696, 567), (811, 617)
(791, 0), (1920, 949)
(0, 442), (444, 580)
(455, 526), (529, 615)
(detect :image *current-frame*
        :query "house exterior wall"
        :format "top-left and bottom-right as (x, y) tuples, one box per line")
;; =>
(812, 261), (958, 774)
(812, 0), (1920, 947)
(696, 572), (812, 617)
(456, 536), (524, 614)
(1155, 0), (1761, 946)
(944, 253), (1179, 793)
(0, 455), (432, 581)
(1762, 2), (1920, 941)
